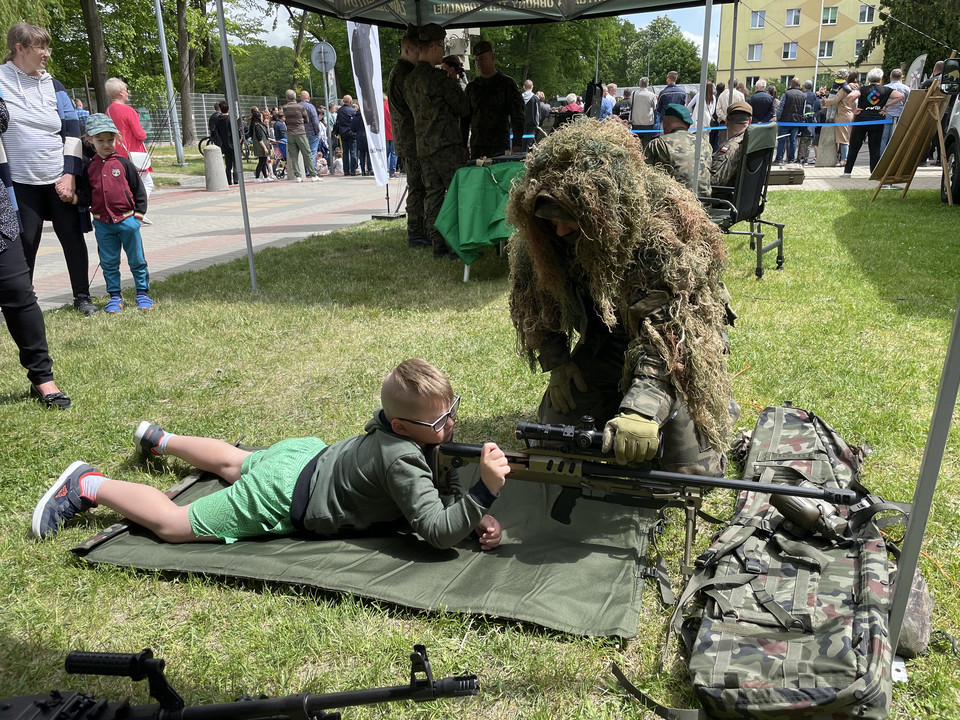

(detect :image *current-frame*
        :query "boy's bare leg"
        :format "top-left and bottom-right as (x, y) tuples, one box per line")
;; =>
(96, 479), (215, 543)
(163, 436), (251, 483)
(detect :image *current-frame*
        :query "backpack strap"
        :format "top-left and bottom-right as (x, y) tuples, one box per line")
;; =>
(611, 664), (706, 720)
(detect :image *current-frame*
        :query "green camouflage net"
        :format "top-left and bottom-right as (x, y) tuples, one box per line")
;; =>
(506, 117), (733, 451)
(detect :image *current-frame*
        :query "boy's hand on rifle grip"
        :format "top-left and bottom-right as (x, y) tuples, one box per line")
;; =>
(479, 442), (509, 494)
(602, 411), (660, 463)
(546, 361), (587, 415)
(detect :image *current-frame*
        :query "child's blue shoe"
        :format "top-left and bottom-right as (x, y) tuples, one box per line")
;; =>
(136, 292), (154, 310)
(105, 294), (123, 314)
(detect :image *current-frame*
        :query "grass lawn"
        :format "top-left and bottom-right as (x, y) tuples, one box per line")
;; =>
(1, 188), (958, 718)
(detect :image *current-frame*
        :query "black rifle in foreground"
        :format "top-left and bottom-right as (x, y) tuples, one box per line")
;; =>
(1, 646), (478, 720)
(434, 419), (859, 575)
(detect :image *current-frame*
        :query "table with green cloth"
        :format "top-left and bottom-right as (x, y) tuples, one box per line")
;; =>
(434, 161), (525, 265)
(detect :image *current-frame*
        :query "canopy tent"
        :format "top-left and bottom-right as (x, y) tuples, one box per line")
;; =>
(272, 0), (728, 29)
(208, 0), (957, 661)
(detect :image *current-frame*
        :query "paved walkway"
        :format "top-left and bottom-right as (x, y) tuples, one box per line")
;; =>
(29, 162), (947, 311)
(31, 171), (400, 311)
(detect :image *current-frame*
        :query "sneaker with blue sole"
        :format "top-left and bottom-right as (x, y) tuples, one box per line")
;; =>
(135, 421), (166, 457)
(105, 295), (123, 314)
(32, 461), (101, 539)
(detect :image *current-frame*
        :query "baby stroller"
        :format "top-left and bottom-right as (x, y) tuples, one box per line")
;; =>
(271, 140), (287, 179)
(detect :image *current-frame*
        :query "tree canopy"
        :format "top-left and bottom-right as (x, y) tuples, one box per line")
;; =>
(856, 0), (960, 77)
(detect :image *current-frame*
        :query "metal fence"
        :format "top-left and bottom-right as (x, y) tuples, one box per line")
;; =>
(66, 90), (281, 147)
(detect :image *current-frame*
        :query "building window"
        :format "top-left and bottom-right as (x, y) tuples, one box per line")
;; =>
(819, 40), (834, 58)
(859, 4), (875, 22)
(785, 8), (801, 26)
(855, 39), (867, 55)
(782, 42), (798, 60)
(822, 6), (838, 24)
(780, 75), (792, 86)
(751, 10), (766, 28)
(748, 44), (762, 61)
(746, 76), (760, 87)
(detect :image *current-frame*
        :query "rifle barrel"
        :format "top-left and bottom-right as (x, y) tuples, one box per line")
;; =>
(437, 442), (857, 505)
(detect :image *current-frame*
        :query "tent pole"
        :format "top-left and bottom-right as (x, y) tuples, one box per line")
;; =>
(728, 0), (739, 102)
(888, 294), (960, 650)
(214, 0), (258, 293)
(692, 0), (714, 197)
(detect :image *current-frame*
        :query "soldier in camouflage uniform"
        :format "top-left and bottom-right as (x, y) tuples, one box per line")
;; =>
(710, 100), (753, 189)
(643, 103), (712, 195)
(463, 40), (525, 159)
(387, 27), (428, 248)
(507, 119), (739, 476)
(404, 24), (470, 258)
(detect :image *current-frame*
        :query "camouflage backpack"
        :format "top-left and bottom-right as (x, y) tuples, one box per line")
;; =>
(671, 405), (905, 719)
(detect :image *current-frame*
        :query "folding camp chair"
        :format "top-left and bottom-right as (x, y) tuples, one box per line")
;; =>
(700, 123), (785, 279)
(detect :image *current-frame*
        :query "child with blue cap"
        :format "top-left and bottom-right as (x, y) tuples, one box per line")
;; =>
(75, 113), (154, 312)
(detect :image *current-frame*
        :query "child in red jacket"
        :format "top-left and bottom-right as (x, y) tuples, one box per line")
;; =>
(77, 113), (153, 312)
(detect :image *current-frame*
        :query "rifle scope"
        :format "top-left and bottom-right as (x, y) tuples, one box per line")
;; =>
(515, 417), (603, 452)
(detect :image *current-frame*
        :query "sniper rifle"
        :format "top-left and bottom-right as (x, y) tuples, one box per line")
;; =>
(433, 418), (859, 575)
(0, 646), (478, 720)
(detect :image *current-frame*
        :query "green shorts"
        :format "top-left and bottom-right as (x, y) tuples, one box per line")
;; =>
(188, 437), (327, 543)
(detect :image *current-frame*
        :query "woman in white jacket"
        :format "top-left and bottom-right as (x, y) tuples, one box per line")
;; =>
(686, 81), (716, 131)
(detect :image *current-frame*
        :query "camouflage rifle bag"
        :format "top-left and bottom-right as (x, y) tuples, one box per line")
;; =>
(672, 404), (904, 719)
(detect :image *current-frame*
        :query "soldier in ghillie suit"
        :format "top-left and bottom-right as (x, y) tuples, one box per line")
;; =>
(507, 118), (738, 475)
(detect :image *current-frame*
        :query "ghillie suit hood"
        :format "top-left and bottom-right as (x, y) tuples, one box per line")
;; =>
(506, 118), (733, 451)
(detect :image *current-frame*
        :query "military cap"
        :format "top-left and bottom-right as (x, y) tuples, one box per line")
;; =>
(836, 68), (848, 79)
(417, 23), (446, 43)
(85, 113), (118, 136)
(533, 196), (577, 224)
(472, 40), (493, 56)
(727, 100), (753, 116)
(664, 103), (693, 125)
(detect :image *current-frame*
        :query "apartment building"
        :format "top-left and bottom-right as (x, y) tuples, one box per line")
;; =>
(716, 0), (883, 89)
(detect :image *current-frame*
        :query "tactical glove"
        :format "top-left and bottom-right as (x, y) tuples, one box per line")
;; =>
(602, 411), (660, 463)
(546, 361), (587, 415)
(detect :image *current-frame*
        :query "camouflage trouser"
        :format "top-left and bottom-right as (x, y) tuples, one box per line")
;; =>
(536, 347), (736, 476)
(420, 146), (461, 254)
(403, 153), (426, 241)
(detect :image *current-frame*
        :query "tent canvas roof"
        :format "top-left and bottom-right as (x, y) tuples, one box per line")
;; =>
(274, 0), (729, 30)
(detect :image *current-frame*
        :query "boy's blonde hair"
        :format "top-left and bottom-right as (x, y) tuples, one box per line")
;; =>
(5, 23), (50, 63)
(381, 359), (453, 421)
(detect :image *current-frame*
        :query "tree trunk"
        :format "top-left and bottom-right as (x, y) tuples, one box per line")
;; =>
(521, 25), (534, 83)
(79, 0), (108, 111)
(292, 9), (308, 88)
(176, 0), (197, 144)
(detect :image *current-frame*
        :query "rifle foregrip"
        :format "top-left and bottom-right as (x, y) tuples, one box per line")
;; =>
(65, 649), (153, 679)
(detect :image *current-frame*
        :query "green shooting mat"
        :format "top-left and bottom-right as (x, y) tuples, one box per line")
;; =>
(72, 468), (656, 638)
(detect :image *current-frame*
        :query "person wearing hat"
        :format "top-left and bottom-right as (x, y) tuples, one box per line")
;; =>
(404, 23), (470, 258)
(75, 113), (153, 313)
(710, 100), (753, 188)
(642, 103), (712, 194)
(387, 26), (428, 247)
(463, 40), (525, 159)
(823, 70), (859, 165)
(506, 118), (738, 475)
